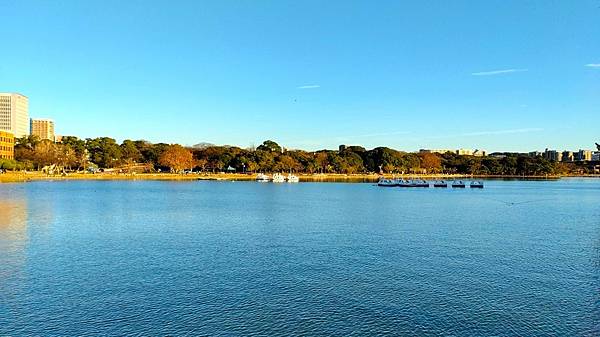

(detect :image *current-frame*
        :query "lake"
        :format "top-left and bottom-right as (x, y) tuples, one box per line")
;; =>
(1, 179), (599, 336)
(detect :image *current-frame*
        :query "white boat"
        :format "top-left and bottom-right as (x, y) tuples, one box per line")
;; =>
(272, 173), (286, 183)
(433, 180), (448, 188)
(256, 173), (270, 182)
(287, 174), (299, 183)
(414, 179), (429, 188)
(452, 180), (466, 188)
(470, 181), (484, 188)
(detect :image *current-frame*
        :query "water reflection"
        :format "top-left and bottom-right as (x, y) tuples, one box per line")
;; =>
(0, 196), (28, 256)
(0, 194), (28, 310)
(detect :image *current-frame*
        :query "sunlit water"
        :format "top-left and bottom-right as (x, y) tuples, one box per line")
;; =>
(1, 179), (599, 336)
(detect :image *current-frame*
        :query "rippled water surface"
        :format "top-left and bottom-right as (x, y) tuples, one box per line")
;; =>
(1, 179), (599, 336)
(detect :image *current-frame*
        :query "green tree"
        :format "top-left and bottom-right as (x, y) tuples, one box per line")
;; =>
(0, 159), (17, 170)
(142, 142), (170, 168)
(57, 144), (78, 170)
(341, 151), (365, 173)
(257, 140), (282, 153)
(120, 140), (142, 164)
(274, 154), (301, 172)
(481, 157), (502, 175)
(253, 149), (276, 172)
(314, 151), (329, 173)
(500, 156), (518, 175)
(366, 147), (405, 173)
(86, 137), (122, 168)
(60, 136), (87, 170)
(230, 151), (256, 173)
(33, 140), (59, 169)
(14, 135), (40, 165)
(195, 158), (208, 172)
(16, 135), (40, 149)
(290, 150), (319, 173)
(198, 146), (236, 172)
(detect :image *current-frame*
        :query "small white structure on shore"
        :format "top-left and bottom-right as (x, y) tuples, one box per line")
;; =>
(256, 173), (270, 182)
(272, 173), (286, 183)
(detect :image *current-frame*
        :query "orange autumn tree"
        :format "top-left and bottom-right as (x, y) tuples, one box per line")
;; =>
(158, 144), (195, 173)
(419, 152), (442, 173)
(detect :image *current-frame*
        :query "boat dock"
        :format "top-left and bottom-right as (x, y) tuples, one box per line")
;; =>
(378, 178), (484, 188)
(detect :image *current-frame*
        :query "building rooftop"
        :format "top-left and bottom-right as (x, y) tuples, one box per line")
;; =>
(0, 92), (28, 98)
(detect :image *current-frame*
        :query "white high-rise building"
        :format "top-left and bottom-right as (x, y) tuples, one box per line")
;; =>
(0, 93), (29, 138)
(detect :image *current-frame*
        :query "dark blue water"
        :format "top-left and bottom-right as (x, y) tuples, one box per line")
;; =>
(1, 179), (599, 336)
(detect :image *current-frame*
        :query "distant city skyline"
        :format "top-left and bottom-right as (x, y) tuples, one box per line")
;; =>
(1, 1), (599, 152)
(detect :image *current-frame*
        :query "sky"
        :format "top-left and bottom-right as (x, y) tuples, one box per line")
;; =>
(1, 0), (599, 152)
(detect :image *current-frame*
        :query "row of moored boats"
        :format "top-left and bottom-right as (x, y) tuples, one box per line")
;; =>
(378, 178), (483, 188)
(256, 173), (299, 183)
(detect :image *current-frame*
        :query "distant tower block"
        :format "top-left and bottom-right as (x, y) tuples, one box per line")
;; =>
(30, 118), (55, 141)
(0, 93), (29, 138)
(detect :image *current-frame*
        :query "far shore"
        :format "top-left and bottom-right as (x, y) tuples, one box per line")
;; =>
(1, 171), (599, 184)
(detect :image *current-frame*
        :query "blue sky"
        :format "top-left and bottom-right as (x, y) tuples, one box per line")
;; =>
(1, 0), (599, 152)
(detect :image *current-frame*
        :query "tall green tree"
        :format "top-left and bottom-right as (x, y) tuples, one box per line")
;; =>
(120, 140), (142, 164)
(86, 137), (122, 168)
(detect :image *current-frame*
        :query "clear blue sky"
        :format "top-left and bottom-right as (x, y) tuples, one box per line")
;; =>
(2, 0), (599, 152)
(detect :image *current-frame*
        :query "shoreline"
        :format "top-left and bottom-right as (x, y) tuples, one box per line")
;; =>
(1, 172), (599, 184)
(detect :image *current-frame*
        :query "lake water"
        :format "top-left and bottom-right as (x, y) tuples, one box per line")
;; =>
(1, 179), (599, 336)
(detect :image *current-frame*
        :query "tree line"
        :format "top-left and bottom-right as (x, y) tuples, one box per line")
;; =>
(0, 137), (581, 176)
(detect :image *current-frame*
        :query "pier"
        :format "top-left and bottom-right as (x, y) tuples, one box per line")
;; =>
(378, 178), (484, 188)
